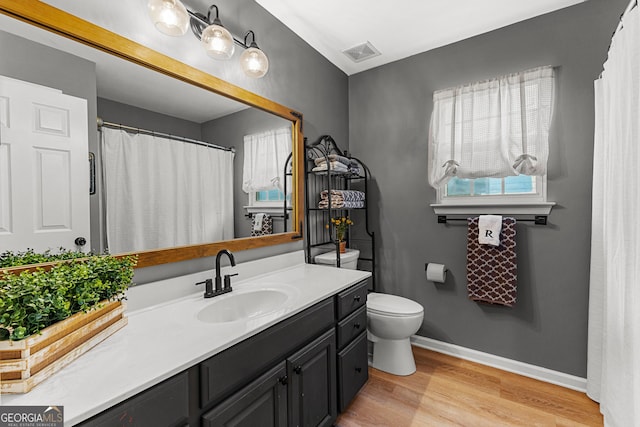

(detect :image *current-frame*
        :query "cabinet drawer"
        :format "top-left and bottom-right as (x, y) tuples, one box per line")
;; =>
(200, 298), (335, 408)
(336, 305), (367, 350)
(78, 372), (189, 427)
(337, 332), (368, 412)
(336, 280), (368, 319)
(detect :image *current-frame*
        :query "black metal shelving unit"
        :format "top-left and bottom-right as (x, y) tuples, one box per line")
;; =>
(304, 135), (375, 291)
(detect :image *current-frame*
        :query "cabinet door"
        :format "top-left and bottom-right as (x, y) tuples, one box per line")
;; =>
(337, 332), (369, 412)
(287, 329), (336, 427)
(201, 362), (288, 427)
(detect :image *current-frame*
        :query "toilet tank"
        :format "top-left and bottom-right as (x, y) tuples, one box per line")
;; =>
(314, 249), (360, 270)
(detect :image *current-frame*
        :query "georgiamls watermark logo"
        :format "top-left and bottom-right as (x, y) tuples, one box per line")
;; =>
(0, 406), (63, 427)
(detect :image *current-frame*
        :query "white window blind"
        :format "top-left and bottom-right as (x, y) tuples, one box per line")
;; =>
(428, 65), (555, 189)
(242, 127), (291, 193)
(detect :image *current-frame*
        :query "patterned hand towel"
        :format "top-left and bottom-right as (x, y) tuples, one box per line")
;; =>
(467, 217), (517, 307)
(251, 214), (273, 236)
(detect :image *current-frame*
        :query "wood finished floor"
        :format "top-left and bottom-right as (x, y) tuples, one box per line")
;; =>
(336, 346), (603, 427)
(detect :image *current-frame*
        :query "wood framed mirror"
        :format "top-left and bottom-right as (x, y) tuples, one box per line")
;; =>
(0, 0), (304, 272)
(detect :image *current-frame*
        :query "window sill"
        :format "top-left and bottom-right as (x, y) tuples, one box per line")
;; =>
(430, 202), (555, 216)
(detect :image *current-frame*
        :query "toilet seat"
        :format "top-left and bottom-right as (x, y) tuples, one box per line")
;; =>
(367, 292), (423, 317)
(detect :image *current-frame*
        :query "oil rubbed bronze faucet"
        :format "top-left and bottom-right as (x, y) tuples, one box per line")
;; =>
(195, 249), (238, 298)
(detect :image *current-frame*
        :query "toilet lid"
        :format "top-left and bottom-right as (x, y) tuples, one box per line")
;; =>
(367, 292), (424, 316)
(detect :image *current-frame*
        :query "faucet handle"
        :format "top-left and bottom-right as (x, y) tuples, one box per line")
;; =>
(199, 278), (215, 298)
(223, 273), (238, 291)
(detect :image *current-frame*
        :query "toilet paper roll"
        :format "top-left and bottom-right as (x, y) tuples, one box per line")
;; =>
(426, 263), (448, 283)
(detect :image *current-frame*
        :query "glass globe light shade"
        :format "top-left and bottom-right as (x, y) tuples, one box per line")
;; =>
(240, 47), (269, 78)
(201, 24), (235, 60)
(147, 0), (189, 36)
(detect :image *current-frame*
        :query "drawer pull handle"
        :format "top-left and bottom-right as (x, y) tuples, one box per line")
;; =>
(354, 323), (361, 329)
(279, 375), (288, 385)
(294, 366), (302, 375)
(355, 367), (362, 373)
(354, 295), (361, 302)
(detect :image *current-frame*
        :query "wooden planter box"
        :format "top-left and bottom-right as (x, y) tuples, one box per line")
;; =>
(0, 300), (127, 394)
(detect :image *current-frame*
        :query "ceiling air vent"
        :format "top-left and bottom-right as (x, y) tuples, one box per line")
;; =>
(342, 41), (381, 63)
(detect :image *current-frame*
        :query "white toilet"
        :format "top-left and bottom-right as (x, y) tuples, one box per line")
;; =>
(314, 249), (424, 376)
(367, 293), (424, 375)
(313, 248), (360, 269)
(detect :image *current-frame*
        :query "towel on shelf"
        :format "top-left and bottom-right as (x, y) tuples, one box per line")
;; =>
(311, 161), (349, 173)
(318, 200), (365, 209)
(313, 155), (361, 176)
(320, 190), (365, 201)
(478, 215), (502, 246)
(314, 154), (352, 167)
(250, 213), (273, 236)
(317, 189), (365, 209)
(466, 217), (517, 307)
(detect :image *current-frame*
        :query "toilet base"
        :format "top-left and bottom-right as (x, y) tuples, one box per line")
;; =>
(371, 337), (416, 376)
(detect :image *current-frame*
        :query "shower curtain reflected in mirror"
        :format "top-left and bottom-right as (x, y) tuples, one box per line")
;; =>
(101, 128), (235, 253)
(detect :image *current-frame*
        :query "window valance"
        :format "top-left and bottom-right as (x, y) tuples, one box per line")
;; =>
(428, 65), (555, 188)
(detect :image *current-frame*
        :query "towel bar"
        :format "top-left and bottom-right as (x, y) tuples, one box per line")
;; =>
(437, 215), (547, 225)
(245, 213), (288, 219)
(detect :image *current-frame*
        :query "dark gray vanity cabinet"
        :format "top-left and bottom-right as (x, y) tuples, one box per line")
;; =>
(335, 280), (369, 412)
(76, 280), (369, 427)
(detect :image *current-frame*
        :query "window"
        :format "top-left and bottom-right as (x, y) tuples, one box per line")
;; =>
(242, 127), (292, 214)
(428, 66), (555, 213)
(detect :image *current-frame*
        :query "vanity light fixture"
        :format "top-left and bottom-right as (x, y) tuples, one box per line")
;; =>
(240, 31), (269, 79)
(198, 5), (235, 60)
(147, 0), (190, 36)
(147, 0), (270, 78)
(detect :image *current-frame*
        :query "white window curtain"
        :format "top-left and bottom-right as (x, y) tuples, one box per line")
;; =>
(428, 65), (555, 188)
(101, 128), (235, 253)
(588, 4), (640, 426)
(242, 127), (291, 193)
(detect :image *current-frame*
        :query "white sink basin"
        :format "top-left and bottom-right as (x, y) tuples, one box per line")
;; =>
(196, 288), (290, 323)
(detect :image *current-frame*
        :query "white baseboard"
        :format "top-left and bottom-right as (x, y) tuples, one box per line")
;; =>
(410, 335), (587, 392)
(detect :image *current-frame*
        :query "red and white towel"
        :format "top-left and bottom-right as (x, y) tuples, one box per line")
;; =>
(466, 217), (517, 307)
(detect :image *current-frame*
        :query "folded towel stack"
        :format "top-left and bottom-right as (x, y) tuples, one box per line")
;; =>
(318, 189), (365, 209)
(311, 154), (361, 175)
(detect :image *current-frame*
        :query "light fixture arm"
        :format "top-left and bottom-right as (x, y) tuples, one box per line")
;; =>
(188, 7), (252, 49)
(244, 30), (259, 48)
(207, 4), (221, 25)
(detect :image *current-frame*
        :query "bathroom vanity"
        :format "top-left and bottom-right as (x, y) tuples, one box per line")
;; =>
(2, 252), (370, 426)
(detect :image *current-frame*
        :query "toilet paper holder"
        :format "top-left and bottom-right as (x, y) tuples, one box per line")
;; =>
(425, 263), (448, 283)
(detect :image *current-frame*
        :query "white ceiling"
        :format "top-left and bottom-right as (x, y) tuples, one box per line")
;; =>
(2, 0), (588, 121)
(255, 0), (587, 75)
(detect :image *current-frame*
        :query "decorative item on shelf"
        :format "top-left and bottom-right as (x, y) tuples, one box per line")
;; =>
(326, 217), (353, 253)
(0, 249), (137, 394)
(147, 1), (270, 78)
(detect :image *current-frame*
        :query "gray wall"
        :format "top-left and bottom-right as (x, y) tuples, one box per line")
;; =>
(348, 0), (625, 377)
(97, 98), (203, 140)
(201, 108), (292, 238)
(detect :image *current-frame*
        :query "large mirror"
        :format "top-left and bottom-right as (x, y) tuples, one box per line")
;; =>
(0, 1), (304, 271)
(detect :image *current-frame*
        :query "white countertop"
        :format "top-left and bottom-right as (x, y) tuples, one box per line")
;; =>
(0, 254), (370, 426)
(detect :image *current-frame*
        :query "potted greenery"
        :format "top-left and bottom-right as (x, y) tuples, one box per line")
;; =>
(328, 217), (353, 253)
(0, 249), (136, 393)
